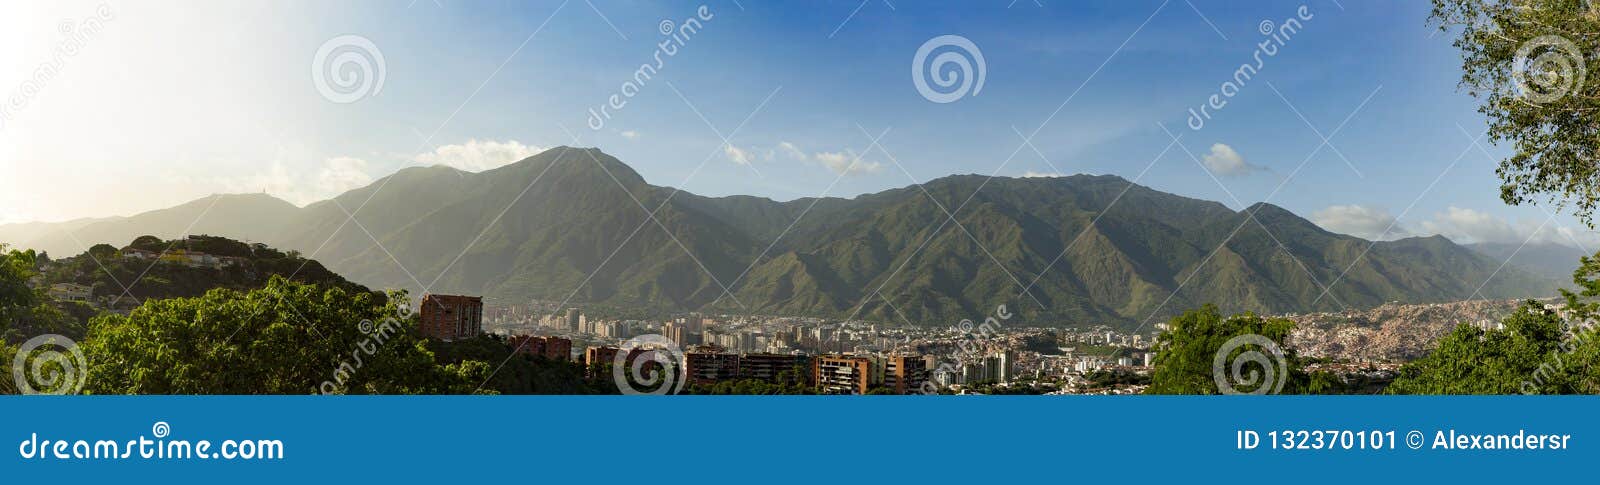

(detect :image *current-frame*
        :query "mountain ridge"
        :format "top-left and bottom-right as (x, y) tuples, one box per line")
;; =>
(0, 146), (1563, 328)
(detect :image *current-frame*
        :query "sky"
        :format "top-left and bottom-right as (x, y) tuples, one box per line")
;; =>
(1, 0), (1597, 250)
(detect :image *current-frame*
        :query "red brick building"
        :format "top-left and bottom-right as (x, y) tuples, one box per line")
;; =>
(418, 294), (483, 341)
(685, 351), (740, 386)
(738, 353), (812, 384)
(881, 355), (930, 394)
(507, 335), (572, 362)
(814, 355), (872, 395)
(583, 346), (661, 381)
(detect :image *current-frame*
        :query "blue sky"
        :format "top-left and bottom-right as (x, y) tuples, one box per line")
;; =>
(2, 0), (1595, 249)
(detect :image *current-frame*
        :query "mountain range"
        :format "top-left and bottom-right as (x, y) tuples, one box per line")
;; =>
(0, 147), (1567, 329)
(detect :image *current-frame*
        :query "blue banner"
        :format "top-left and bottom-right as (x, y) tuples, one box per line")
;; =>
(0, 396), (1590, 482)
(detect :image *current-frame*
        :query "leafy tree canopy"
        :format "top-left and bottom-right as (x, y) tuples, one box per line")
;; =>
(1146, 305), (1339, 395)
(80, 276), (488, 394)
(1431, 0), (1600, 224)
(1389, 252), (1600, 394)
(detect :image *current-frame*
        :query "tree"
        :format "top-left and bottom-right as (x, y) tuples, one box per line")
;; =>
(0, 245), (39, 325)
(1389, 253), (1600, 394)
(80, 276), (489, 394)
(1431, 1), (1600, 224)
(428, 335), (603, 394)
(0, 246), (82, 343)
(1386, 302), (1574, 393)
(1146, 305), (1331, 394)
(87, 244), (117, 260)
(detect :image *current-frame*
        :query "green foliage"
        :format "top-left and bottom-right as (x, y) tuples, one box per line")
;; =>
(0, 245), (39, 325)
(36, 235), (372, 308)
(1386, 303), (1574, 394)
(0, 246), (84, 343)
(1085, 368), (1151, 388)
(1146, 305), (1325, 394)
(429, 335), (607, 394)
(79, 276), (487, 394)
(1430, 0), (1600, 224)
(1389, 251), (1600, 394)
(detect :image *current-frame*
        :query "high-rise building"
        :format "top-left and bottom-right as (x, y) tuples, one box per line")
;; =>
(999, 350), (1016, 383)
(664, 322), (687, 348)
(565, 308), (582, 332)
(959, 350), (1016, 384)
(674, 316), (705, 335)
(880, 355), (930, 394)
(584, 346), (619, 370)
(738, 353), (811, 383)
(814, 355), (872, 395)
(419, 294), (483, 341)
(583, 346), (658, 381)
(685, 351), (740, 386)
(507, 335), (572, 362)
(736, 332), (756, 353)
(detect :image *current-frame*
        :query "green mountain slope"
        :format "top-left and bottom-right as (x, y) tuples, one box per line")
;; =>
(1, 147), (1561, 328)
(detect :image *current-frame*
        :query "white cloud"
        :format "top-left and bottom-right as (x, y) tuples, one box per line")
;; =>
(777, 141), (806, 160)
(205, 157), (375, 206)
(769, 141), (882, 176)
(1311, 205), (1411, 240)
(315, 157), (374, 197)
(1022, 171), (1063, 178)
(413, 139), (542, 172)
(620, 130), (640, 140)
(1312, 203), (1600, 249)
(202, 139), (536, 207)
(724, 144), (757, 165)
(1417, 207), (1520, 245)
(1201, 143), (1264, 176)
(1412, 206), (1600, 248)
(815, 150), (883, 176)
